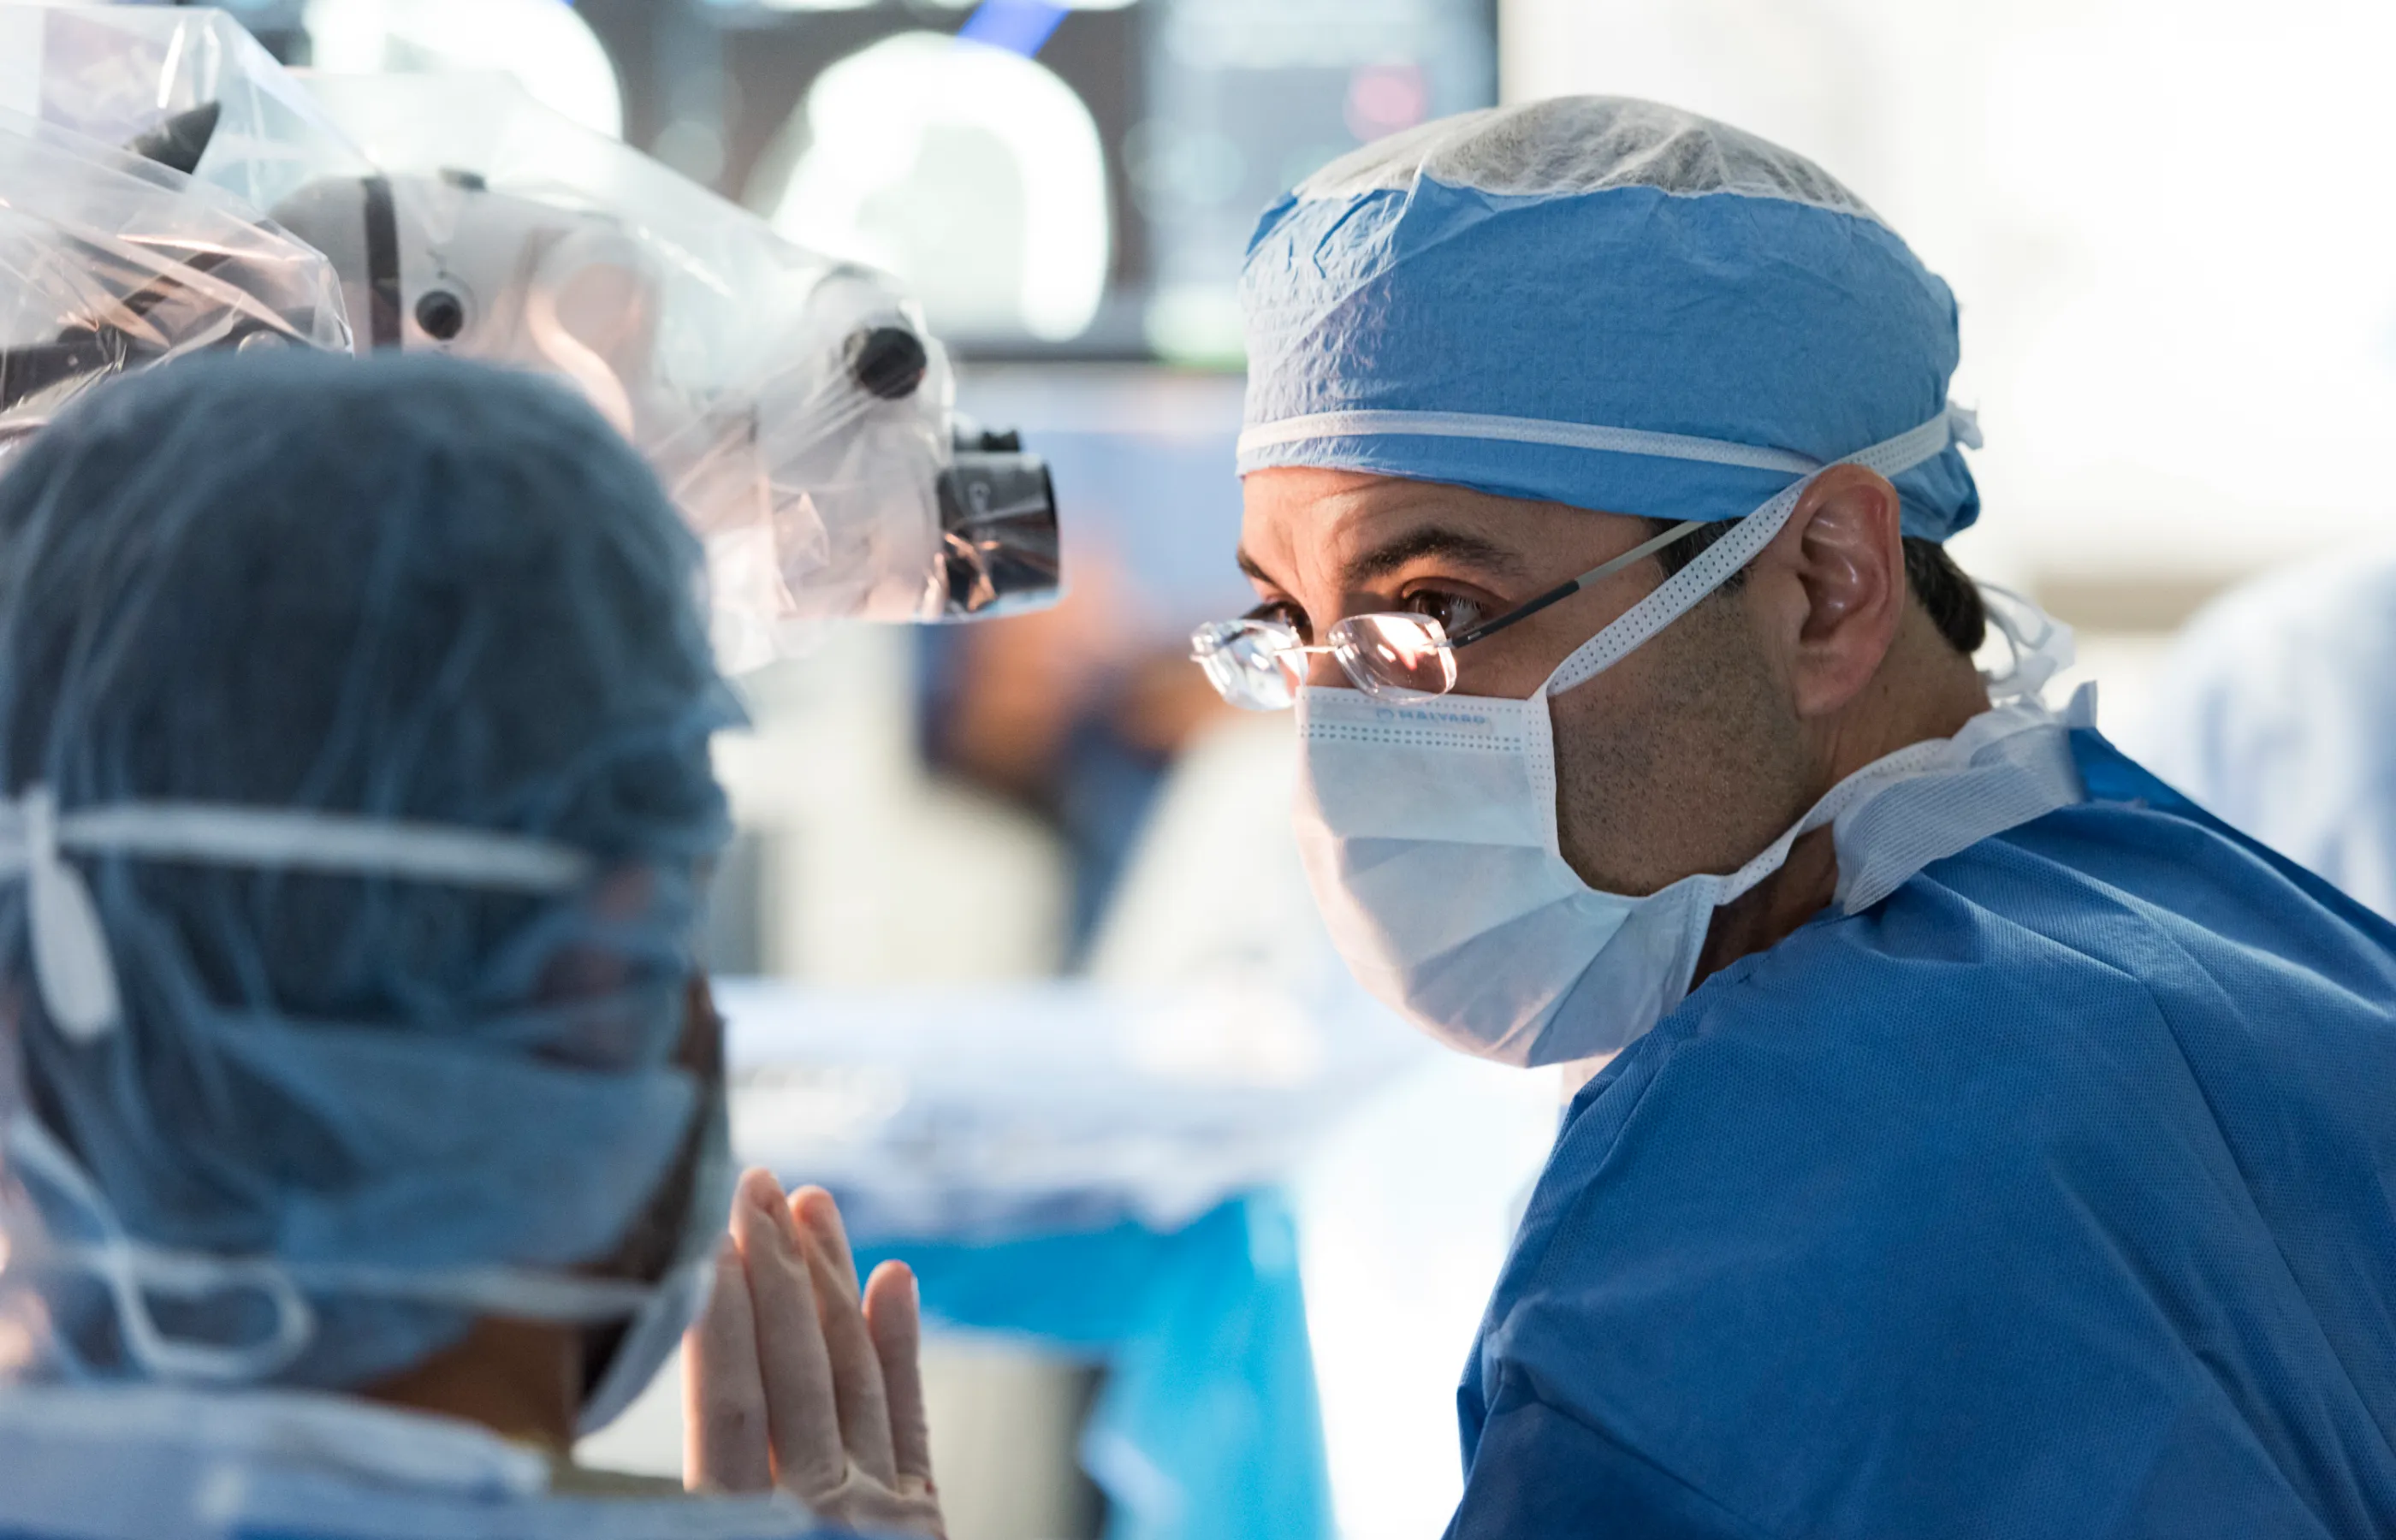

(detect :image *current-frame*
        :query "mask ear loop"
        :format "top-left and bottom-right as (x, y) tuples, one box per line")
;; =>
(104, 1246), (316, 1384)
(1540, 477), (1808, 700)
(3, 1113), (314, 1383)
(0, 797), (627, 1383)
(7, 1104), (659, 1377)
(1539, 403), (1979, 701)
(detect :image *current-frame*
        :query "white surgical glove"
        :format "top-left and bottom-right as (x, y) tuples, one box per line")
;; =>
(685, 1167), (944, 1537)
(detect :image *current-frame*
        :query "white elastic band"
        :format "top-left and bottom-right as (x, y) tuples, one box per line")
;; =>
(49, 805), (592, 891)
(1544, 404), (1972, 697)
(282, 1259), (654, 1323)
(0, 792), (592, 1043)
(4, 1115), (315, 1383)
(1237, 408), (1823, 475)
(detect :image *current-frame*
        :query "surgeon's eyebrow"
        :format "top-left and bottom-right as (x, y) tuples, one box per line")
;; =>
(1235, 526), (1530, 595)
(1342, 526), (1530, 586)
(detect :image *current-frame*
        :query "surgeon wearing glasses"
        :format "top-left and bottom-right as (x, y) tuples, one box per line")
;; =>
(1195, 98), (2396, 1537)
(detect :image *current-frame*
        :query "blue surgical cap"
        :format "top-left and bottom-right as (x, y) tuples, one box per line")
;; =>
(1238, 98), (1980, 542)
(0, 351), (741, 1389)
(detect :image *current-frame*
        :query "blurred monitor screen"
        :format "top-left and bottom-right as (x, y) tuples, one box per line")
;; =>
(575, 0), (1499, 363)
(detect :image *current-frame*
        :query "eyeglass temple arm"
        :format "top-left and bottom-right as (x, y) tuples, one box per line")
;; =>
(1445, 520), (1708, 649)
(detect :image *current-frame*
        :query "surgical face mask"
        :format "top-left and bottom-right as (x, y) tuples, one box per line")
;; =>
(0, 790), (719, 1401)
(1294, 406), (2028, 1067)
(1, 1108), (685, 1383)
(576, 1077), (732, 1437)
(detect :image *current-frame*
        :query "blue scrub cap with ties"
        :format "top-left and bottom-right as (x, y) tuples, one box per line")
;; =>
(1238, 97), (1982, 542)
(0, 351), (741, 1391)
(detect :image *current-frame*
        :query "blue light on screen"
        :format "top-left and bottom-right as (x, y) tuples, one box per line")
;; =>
(958, 0), (1071, 58)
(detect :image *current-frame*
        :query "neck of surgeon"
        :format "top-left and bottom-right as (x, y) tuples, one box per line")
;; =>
(364, 1318), (584, 1454)
(1692, 591), (1990, 986)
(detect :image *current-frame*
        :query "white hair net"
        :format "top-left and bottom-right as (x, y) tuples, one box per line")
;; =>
(1293, 96), (1882, 213)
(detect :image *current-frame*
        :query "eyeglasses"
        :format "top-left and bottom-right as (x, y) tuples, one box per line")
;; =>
(1190, 519), (1705, 710)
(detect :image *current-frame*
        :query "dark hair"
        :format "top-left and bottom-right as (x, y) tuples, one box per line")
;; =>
(1648, 518), (1986, 654)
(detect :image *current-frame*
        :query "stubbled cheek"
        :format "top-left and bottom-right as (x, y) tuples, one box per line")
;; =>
(1546, 619), (1808, 895)
(1547, 672), (1674, 894)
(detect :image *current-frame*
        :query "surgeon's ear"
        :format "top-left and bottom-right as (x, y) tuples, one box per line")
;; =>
(1774, 465), (1906, 720)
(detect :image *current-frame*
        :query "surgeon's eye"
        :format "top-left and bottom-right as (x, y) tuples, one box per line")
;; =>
(1402, 589), (1487, 638)
(1248, 599), (1312, 645)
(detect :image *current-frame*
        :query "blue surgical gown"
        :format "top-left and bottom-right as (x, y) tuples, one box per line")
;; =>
(1450, 732), (2396, 1538)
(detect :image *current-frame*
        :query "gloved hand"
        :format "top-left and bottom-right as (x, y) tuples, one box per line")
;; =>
(686, 1166), (945, 1537)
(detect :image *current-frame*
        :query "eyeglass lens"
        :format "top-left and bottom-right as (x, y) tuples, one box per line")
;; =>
(1329, 613), (1458, 702)
(1191, 619), (1305, 710)
(1192, 613), (1462, 708)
